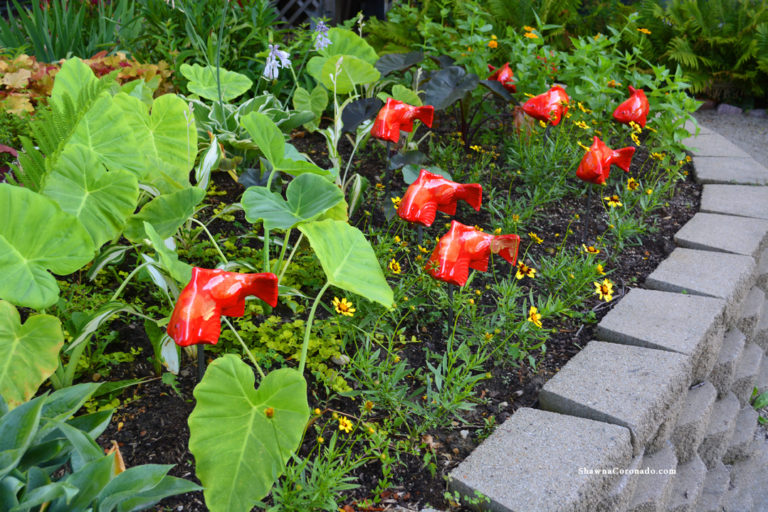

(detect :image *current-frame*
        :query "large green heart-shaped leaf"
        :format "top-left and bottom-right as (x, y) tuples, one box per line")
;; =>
(318, 28), (379, 64)
(50, 58), (98, 111)
(188, 357), (309, 512)
(180, 63), (253, 102)
(423, 66), (479, 111)
(298, 220), (393, 308)
(123, 187), (205, 242)
(292, 85), (328, 131)
(242, 173), (344, 231)
(0, 301), (63, 409)
(0, 184), (95, 309)
(240, 112), (285, 168)
(41, 144), (139, 248)
(319, 55), (380, 95)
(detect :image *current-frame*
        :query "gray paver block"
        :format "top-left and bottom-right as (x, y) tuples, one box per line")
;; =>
(732, 342), (763, 406)
(700, 184), (768, 221)
(627, 442), (678, 512)
(644, 248), (755, 322)
(722, 488), (753, 512)
(672, 382), (717, 464)
(693, 156), (768, 185)
(674, 212), (768, 258)
(758, 356), (768, 394)
(710, 328), (747, 398)
(736, 287), (765, 341)
(723, 406), (759, 463)
(448, 408), (633, 512)
(755, 307), (768, 351)
(726, 437), (768, 509)
(696, 462), (730, 512)
(539, 341), (690, 455)
(596, 288), (724, 382)
(684, 119), (712, 136)
(757, 249), (768, 292)
(698, 392), (740, 469)
(683, 133), (751, 158)
(666, 454), (706, 512)
(599, 451), (644, 512)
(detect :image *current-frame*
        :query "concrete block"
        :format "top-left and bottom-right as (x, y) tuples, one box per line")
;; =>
(666, 454), (706, 512)
(757, 249), (768, 292)
(674, 213), (768, 258)
(599, 451), (644, 512)
(754, 306), (768, 351)
(736, 287), (765, 342)
(682, 133), (751, 158)
(721, 488), (753, 512)
(729, 435), (768, 490)
(723, 406), (759, 463)
(683, 119), (712, 136)
(710, 328), (747, 398)
(731, 342), (763, 406)
(596, 288), (725, 382)
(627, 442), (678, 512)
(698, 392), (740, 469)
(700, 184), (768, 221)
(540, 341), (690, 455)
(671, 382), (717, 463)
(695, 462), (729, 512)
(644, 248), (755, 322)
(692, 156), (768, 185)
(758, 356), (768, 394)
(448, 408), (633, 512)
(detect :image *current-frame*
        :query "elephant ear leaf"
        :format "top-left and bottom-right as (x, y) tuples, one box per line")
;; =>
(0, 184), (95, 309)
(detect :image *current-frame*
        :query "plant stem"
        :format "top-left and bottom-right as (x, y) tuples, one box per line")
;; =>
(223, 317), (266, 379)
(189, 217), (228, 265)
(299, 281), (331, 374)
(275, 228), (292, 277)
(110, 261), (151, 301)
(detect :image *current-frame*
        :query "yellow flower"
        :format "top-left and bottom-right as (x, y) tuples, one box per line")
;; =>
(630, 132), (640, 145)
(578, 141), (591, 151)
(512, 214), (520, 223)
(375, 183), (385, 190)
(332, 297), (356, 317)
(627, 177), (639, 191)
(491, 34), (498, 40)
(604, 195), (622, 208)
(539, 120), (547, 128)
(475, 289), (482, 296)
(646, 188), (653, 195)
(524, 32), (539, 39)
(523, 25), (535, 31)
(393, 235), (401, 244)
(484, 332), (493, 341)
(650, 152), (664, 160)
(418, 245), (429, 254)
(575, 120), (590, 130)
(516, 262), (536, 280)
(606, 79), (620, 88)
(577, 101), (592, 114)
(388, 259), (401, 274)
(685, 155), (692, 163)
(637, 27), (651, 34)
(470, 144), (482, 152)
(594, 279), (614, 302)
(528, 232), (543, 244)
(583, 244), (600, 255)
(596, 264), (605, 275)
(474, 225), (484, 232)
(494, 227), (502, 235)
(488, 40), (498, 49)
(364, 400), (374, 411)
(527, 306), (542, 328)
(629, 121), (642, 134)
(317, 436), (324, 443)
(524, 93), (534, 98)
(338, 416), (353, 433)
(391, 196), (401, 208)
(314, 408), (322, 415)
(469, 298), (475, 305)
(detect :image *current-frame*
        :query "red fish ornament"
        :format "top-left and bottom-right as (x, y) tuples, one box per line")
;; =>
(426, 221), (520, 287)
(613, 86), (650, 128)
(167, 267), (278, 347)
(576, 136), (636, 185)
(522, 85), (569, 126)
(371, 98), (435, 144)
(487, 63), (516, 93)
(397, 169), (482, 227)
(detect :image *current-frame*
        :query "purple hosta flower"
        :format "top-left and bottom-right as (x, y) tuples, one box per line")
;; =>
(314, 20), (331, 51)
(264, 44), (291, 80)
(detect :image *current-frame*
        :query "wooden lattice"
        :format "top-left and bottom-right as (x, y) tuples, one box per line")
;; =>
(276, 0), (334, 26)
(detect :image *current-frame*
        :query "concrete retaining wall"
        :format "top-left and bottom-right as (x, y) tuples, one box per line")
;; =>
(447, 121), (768, 511)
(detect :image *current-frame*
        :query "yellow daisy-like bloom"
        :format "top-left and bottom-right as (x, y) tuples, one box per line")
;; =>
(575, 120), (590, 130)
(391, 196), (401, 209)
(528, 232), (543, 244)
(650, 152), (664, 160)
(630, 132), (640, 145)
(629, 120), (642, 134)
(538, 120), (547, 128)
(512, 214), (520, 223)
(637, 27), (651, 34)
(470, 144), (482, 152)
(578, 141), (591, 151)
(516, 262), (536, 280)
(494, 227), (502, 235)
(685, 155), (692, 163)
(418, 245), (429, 254)
(627, 177), (639, 191)
(364, 400), (374, 411)
(596, 264), (606, 275)
(338, 416), (353, 433)
(523, 25), (535, 31)
(484, 332), (493, 341)
(646, 188), (653, 195)
(393, 235), (401, 243)
(375, 183), (385, 190)
(388, 259), (401, 274)
(317, 436), (324, 443)
(488, 40), (498, 49)
(491, 34), (498, 40)
(577, 101), (592, 114)
(313, 408), (322, 415)
(604, 195), (622, 208)
(332, 297), (356, 317)
(527, 306), (543, 328)
(474, 225), (484, 232)
(583, 244), (600, 255)
(606, 79), (620, 88)
(524, 32), (539, 39)
(594, 279), (614, 302)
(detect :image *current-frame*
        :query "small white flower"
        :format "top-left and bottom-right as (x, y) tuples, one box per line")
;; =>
(314, 20), (331, 51)
(264, 44), (292, 80)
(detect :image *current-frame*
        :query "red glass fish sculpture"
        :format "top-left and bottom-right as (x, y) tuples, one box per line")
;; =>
(426, 221), (520, 287)
(167, 267), (278, 347)
(371, 98), (435, 144)
(612, 86), (650, 128)
(576, 136), (636, 185)
(487, 62), (516, 93)
(397, 169), (482, 227)
(522, 85), (569, 126)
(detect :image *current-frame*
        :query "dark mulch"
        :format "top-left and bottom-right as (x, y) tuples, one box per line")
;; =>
(94, 124), (700, 511)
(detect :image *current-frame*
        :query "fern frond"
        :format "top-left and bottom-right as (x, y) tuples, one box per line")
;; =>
(663, 36), (701, 69)
(13, 136), (47, 191)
